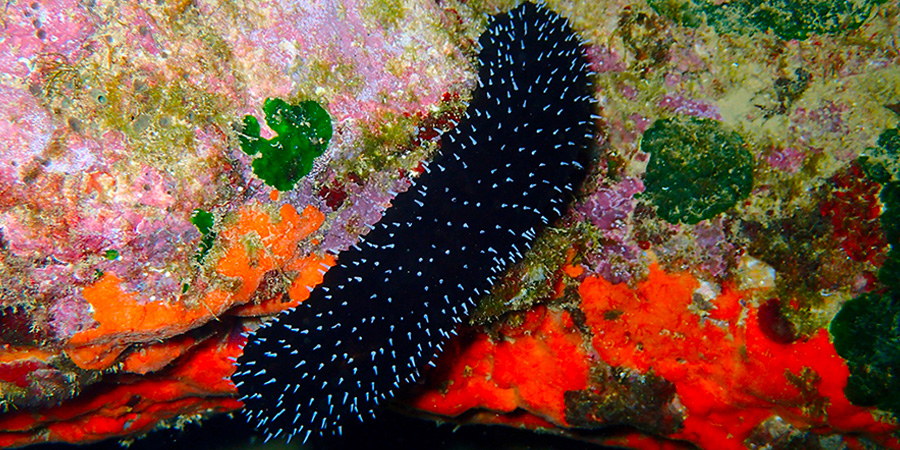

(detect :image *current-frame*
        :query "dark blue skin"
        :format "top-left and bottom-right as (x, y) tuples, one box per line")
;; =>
(232, 1), (596, 444)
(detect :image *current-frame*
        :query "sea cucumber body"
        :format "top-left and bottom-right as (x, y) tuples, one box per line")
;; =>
(233, 2), (595, 442)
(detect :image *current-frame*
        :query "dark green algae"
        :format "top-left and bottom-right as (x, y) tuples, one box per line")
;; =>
(860, 127), (900, 186)
(648, 0), (887, 41)
(191, 208), (216, 263)
(831, 290), (900, 417)
(830, 126), (900, 420)
(640, 116), (753, 225)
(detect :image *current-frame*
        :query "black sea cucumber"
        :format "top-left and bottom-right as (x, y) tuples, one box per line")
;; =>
(232, 1), (596, 443)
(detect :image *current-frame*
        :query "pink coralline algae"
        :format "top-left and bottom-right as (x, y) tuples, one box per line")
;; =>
(0, 0), (95, 78)
(690, 218), (738, 278)
(766, 146), (806, 173)
(582, 241), (645, 285)
(657, 94), (722, 120)
(47, 294), (93, 341)
(205, 0), (471, 123)
(576, 177), (647, 285)
(586, 44), (626, 73)
(319, 171), (412, 253)
(2, 0), (900, 449)
(0, 0), (469, 445)
(578, 177), (643, 238)
(790, 101), (861, 161)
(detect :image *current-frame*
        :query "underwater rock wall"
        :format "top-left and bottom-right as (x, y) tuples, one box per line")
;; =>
(1, 0), (900, 448)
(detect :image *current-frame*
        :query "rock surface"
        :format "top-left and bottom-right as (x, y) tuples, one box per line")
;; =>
(1, 0), (900, 448)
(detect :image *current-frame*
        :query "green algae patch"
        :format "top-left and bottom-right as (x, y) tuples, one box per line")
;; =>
(878, 181), (900, 291)
(191, 208), (216, 263)
(239, 98), (333, 191)
(641, 116), (753, 225)
(830, 290), (900, 418)
(649, 0), (885, 41)
(860, 127), (900, 184)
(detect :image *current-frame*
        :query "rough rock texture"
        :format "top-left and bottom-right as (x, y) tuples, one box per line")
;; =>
(1, 0), (900, 448)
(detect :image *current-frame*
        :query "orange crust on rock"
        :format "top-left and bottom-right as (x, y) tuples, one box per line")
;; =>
(411, 305), (589, 427)
(578, 264), (900, 450)
(0, 332), (242, 447)
(65, 204), (327, 371)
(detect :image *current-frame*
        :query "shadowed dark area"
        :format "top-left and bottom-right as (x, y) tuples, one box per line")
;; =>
(26, 410), (620, 450)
